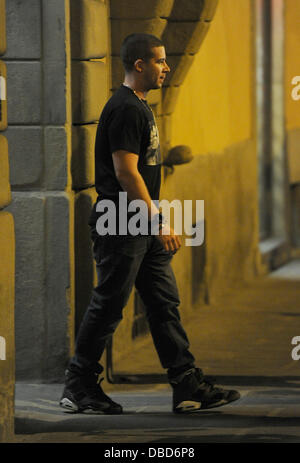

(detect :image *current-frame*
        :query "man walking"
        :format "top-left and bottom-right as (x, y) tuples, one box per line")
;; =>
(60, 33), (240, 414)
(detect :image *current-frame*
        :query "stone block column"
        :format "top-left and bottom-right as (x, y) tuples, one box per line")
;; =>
(70, 0), (109, 330)
(3, 0), (73, 382)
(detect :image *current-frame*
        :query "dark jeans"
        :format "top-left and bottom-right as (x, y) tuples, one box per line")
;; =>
(69, 228), (195, 383)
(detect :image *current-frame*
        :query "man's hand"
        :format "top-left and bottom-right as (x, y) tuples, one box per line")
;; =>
(156, 224), (181, 253)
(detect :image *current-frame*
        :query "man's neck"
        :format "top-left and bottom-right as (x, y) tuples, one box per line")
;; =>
(123, 77), (147, 100)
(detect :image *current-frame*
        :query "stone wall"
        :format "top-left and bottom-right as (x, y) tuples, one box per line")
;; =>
(0, 0), (15, 442)
(109, 0), (220, 362)
(70, 0), (109, 331)
(0, 0), (262, 388)
(3, 0), (72, 382)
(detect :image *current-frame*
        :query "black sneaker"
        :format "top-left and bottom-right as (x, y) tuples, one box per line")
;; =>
(171, 368), (240, 413)
(59, 369), (123, 414)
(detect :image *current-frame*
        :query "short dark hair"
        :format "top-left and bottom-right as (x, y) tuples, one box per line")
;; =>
(121, 33), (164, 72)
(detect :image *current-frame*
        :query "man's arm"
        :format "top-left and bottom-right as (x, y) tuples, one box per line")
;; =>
(112, 150), (181, 253)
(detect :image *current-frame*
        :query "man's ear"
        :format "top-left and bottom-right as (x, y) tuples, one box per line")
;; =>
(134, 58), (144, 73)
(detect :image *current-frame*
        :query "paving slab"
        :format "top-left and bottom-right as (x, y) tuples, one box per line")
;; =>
(12, 379), (300, 443)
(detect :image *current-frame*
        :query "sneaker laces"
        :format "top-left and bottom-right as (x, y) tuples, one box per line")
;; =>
(85, 374), (104, 396)
(191, 368), (222, 392)
(170, 367), (198, 385)
(199, 375), (225, 395)
(87, 374), (117, 405)
(202, 375), (216, 386)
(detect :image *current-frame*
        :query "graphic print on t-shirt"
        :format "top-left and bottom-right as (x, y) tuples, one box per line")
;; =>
(145, 119), (161, 166)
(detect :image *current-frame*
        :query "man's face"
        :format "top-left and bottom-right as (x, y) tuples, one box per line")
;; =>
(142, 46), (170, 90)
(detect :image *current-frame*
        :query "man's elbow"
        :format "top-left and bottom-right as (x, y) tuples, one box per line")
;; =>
(115, 169), (139, 187)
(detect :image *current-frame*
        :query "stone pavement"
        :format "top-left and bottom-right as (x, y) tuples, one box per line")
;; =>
(11, 379), (300, 443)
(9, 261), (300, 443)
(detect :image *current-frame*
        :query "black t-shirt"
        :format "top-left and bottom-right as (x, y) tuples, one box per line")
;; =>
(89, 85), (161, 227)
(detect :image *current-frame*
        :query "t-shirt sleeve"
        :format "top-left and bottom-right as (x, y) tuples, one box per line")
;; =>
(108, 104), (144, 155)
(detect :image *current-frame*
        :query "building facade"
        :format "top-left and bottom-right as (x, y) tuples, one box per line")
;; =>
(0, 0), (300, 441)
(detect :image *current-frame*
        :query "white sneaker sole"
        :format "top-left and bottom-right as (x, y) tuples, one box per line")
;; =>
(174, 400), (202, 413)
(60, 397), (107, 414)
(60, 397), (79, 413)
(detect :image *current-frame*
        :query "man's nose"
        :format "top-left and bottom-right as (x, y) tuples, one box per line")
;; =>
(164, 61), (170, 72)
